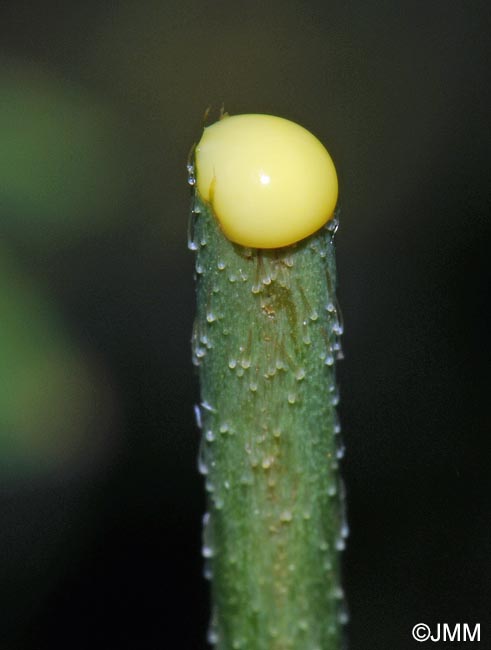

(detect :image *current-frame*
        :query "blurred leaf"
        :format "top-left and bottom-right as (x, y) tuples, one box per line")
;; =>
(0, 63), (133, 244)
(0, 247), (116, 478)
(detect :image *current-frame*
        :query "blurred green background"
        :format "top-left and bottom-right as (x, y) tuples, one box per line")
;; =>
(0, 1), (489, 648)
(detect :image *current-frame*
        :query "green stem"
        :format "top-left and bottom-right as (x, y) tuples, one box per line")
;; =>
(191, 190), (346, 650)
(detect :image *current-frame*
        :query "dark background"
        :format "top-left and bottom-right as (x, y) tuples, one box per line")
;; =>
(0, 1), (489, 649)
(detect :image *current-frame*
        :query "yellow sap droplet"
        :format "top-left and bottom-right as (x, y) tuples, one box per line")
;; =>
(195, 114), (338, 248)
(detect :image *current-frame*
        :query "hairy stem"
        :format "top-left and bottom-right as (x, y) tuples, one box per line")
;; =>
(191, 191), (346, 650)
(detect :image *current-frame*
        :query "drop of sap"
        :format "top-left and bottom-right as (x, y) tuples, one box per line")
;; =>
(197, 438), (208, 475)
(327, 215), (339, 236)
(187, 205), (199, 250)
(194, 404), (203, 429)
(203, 561), (213, 581)
(333, 321), (344, 336)
(341, 519), (350, 539)
(202, 512), (215, 558)
(336, 442), (346, 459)
(187, 169), (196, 186)
(333, 412), (341, 435)
(325, 353), (335, 366)
(338, 602), (350, 625)
(207, 626), (219, 646)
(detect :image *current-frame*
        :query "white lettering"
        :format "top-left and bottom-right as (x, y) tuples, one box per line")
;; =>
(463, 623), (480, 642)
(443, 624), (460, 642)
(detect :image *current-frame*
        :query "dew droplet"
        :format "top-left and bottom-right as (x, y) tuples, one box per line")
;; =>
(287, 393), (297, 404)
(206, 311), (216, 323)
(295, 368), (306, 381)
(217, 260), (226, 270)
(249, 382), (258, 392)
(240, 358), (251, 369)
(205, 429), (215, 442)
(228, 358), (237, 369)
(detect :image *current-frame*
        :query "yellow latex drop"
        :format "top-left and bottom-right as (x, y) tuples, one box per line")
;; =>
(195, 114), (338, 248)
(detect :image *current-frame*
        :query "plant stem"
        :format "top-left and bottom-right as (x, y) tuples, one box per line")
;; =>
(191, 191), (346, 650)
